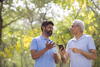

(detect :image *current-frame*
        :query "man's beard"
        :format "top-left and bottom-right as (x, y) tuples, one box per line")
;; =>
(45, 30), (53, 36)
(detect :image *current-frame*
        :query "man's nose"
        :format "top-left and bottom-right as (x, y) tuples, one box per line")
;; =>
(50, 28), (53, 30)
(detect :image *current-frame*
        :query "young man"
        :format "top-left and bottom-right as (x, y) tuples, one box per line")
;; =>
(30, 21), (60, 67)
(61, 19), (97, 67)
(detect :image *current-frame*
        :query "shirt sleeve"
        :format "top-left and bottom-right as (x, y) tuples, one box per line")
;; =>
(30, 39), (38, 50)
(88, 36), (96, 50)
(66, 41), (70, 54)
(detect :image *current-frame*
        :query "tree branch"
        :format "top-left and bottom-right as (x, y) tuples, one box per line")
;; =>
(2, 16), (22, 28)
(91, 0), (100, 10)
(74, 8), (81, 19)
(89, 6), (96, 14)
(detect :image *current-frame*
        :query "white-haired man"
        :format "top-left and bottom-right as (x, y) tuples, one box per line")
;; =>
(60, 19), (97, 67)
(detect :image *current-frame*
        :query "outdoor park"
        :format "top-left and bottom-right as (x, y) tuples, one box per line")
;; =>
(0, 0), (100, 67)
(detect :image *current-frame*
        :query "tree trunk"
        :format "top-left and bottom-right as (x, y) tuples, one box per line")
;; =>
(0, 1), (3, 67)
(0, 12), (2, 45)
(0, 0), (3, 45)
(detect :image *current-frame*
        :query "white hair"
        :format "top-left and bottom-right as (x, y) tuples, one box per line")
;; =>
(72, 19), (85, 32)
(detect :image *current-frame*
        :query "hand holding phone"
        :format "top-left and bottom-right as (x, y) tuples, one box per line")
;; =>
(58, 45), (64, 51)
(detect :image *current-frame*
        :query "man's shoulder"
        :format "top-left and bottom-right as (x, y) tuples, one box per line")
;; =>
(68, 34), (92, 41)
(32, 36), (41, 40)
(83, 34), (92, 39)
(67, 39), (73, 44)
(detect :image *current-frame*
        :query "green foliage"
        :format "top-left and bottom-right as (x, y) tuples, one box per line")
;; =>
(0, 0), (100, 67)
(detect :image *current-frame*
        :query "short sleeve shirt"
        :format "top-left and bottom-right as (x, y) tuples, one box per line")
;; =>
(30, 35), (57, 67)
(66, 34), (96, 67)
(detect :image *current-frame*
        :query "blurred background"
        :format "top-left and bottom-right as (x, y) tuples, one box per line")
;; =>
(0, 0), (100, 67)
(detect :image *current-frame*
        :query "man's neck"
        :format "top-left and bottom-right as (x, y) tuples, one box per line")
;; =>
(42, 32), (49, 39)
(75, 32), (83, 40)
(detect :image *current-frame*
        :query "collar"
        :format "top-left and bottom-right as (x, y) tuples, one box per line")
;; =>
(40, 35), (49, 40)
(72, 34), (86, 41)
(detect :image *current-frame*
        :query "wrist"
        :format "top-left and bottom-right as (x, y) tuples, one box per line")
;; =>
(44, 48), (49, 51)
(62, 54), (66, 59)
(79, 50), (83, 54)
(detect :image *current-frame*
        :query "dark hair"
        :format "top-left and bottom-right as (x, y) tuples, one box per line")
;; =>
(41, 21), (54, 31)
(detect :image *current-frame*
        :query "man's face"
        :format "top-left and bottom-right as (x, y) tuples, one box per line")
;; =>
(70, 24), (80, 35)
(43, 24), (53, 36)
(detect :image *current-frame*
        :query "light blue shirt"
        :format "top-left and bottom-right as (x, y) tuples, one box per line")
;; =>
(30, 35), (57, 67)
(66, 34), (96, 67)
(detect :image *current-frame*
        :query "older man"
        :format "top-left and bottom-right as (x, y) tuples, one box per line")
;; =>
(61, 19), (97, 67)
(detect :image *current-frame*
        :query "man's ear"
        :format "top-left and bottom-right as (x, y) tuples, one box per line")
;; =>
(42, 26), (45, 31)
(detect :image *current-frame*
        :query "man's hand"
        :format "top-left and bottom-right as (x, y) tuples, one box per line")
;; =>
(59, 48), (68, 63)
(71, 48), (82, 54)
(45, 41), (55, 50)
(53, 53), (61, 64)
(59, 48), (66, 56)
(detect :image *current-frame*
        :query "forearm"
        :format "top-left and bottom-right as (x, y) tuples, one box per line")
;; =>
(61, 53), (69, 63)
(55, 57), (60, 64)
(61, 55), (68, 63)
(31, 48), (48, 59)
(72, 48), (97, 60)
(54, 53), (61, 64)
(80, 50), (96, 60)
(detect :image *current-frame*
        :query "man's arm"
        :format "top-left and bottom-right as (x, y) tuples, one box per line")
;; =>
(31, 48), (48, 59)
(31, 42), (54, 59)
(80, 49), (97, 60)
(72, 48), (97, 60)
(59, 49), (69, 63)
(53, 53), (61, 64)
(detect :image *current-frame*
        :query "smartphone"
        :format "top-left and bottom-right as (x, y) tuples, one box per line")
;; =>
(58, 45), (64, 51)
